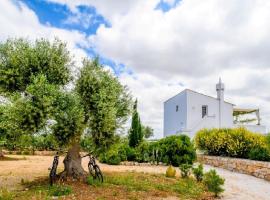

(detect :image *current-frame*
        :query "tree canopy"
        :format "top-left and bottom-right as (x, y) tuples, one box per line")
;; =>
(142, 125), (154, 139)
(76, 58), (132, 150)
(0, 38), (71, 94)
(0, 38), (132, 153)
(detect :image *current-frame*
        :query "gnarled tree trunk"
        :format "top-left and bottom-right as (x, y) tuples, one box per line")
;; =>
(59, 144), (88, 181)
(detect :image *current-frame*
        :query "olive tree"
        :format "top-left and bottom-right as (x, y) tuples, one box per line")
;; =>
(0, 38), (132, 180)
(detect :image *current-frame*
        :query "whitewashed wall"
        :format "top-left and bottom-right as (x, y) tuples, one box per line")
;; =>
(163, 91), (187, 137)
(163, 89), (234, 138)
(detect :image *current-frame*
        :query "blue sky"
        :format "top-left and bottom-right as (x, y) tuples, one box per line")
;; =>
(22, 0), (178, 76)
(23, 0), (109, 35)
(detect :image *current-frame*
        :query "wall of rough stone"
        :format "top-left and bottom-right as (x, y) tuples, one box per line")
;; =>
(197, 154), (270, 181)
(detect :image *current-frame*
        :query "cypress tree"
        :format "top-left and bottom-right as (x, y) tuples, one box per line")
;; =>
(128, 100), (143, 147)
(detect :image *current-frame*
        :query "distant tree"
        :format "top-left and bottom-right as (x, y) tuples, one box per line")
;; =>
(142, 125), (154, 139)
(128, 100), (143, 147)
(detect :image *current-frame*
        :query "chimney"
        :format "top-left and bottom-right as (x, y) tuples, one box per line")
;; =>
(216, 78), (224, 101)
(216, 78), (224, 128)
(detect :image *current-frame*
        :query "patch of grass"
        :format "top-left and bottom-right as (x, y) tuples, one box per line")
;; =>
(102, 172), (207, 199)
(0, 188), (14, 200)
(13, 172), (211, 200)
(86, 176), (103, 187)
(48, 185), (72, 196)
(15, 179), (72, 199)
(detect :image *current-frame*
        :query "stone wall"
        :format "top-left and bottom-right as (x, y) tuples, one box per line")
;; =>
(120, 161), (166, 166)
(197, 154), (270, 181)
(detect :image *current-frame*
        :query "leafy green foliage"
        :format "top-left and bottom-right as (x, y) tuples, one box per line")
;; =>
(192, 164), (204, 182)
(158, 135), (196, 166)
(80, 135), (95, 152)
(0, 38), (71, 93)
(98, 135), (195, 166)
(203, 169), (225, 197)
(128, 100), (143, 147)
(266, 133), (270, 149)
(248, 146), (270, 161)
(135, 141), (150, 162)
(33, 134), (59, 151)
(179, 163), (192, 178)
(76, 58), (132, 151)
(99, 149), (121, 165)
(142, 125), (154, 139)
(195, 128), (270, 160)
(51, 92), (85, 147)
(0, 38), (86, 151)
(98, 141), (133, 165)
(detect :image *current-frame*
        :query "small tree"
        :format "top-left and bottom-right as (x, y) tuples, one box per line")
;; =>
(203, 169), (225, 197)
(142, 125), (154, 139)
(192, 164), (204, 182)
(128, 100), (143, 147)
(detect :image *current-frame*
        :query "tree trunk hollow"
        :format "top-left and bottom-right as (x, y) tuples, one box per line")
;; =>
(60, 144), (87, 181)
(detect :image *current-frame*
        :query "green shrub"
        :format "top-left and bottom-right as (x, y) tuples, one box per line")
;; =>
(192, 164), (204, 182)
(125, 146), (137, 161)
(248, 146), (270, 161)
(48, 185), (72, 196)
(179, 163), (192, 178)
(158, 135), (196, 166)
(203, 169), (224, 197)
(99, 149), (121, 165)
(135, 141), (150, 162)
(100, 141), (140, 165)
(195, 128), (269, 160)
(266, 133), (270, 149)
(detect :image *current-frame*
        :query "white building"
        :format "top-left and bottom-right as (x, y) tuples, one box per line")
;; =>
(163, 79), (266, 138)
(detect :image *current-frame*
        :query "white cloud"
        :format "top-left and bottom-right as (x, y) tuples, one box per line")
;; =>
(0, 0), (89, 68)
(87, 0), (270, 136)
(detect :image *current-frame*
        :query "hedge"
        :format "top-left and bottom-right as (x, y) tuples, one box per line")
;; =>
(195, 127), (270, 161)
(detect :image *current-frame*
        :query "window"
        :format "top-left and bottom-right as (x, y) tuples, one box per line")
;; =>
(202, 105), (208, 118)
(176, 105), (179, 112)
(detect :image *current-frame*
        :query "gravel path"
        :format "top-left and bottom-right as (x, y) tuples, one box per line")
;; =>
(1, 155), (270, 200)
(203, 165), (270, 200)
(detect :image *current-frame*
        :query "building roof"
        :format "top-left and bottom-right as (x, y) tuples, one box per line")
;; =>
(164, 89), (235, 105)
(233, 108), (258, 112)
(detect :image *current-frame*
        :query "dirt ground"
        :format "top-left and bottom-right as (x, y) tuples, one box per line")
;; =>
(1, 155), (270, 200)
(0, 155), (171, 191)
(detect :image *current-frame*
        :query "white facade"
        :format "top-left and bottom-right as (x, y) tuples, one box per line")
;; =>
(163, 80), (266, 138)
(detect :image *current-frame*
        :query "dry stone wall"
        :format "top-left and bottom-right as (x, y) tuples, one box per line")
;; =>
(197, 154), (270, 181)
